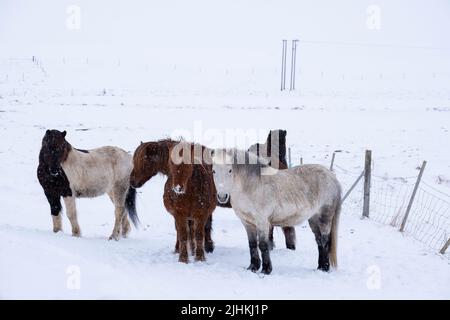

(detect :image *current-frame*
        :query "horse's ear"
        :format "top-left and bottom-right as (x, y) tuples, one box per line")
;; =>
(62, 130), (67, 137)
(140, 141), (143, 145)
(210, 149), (215, 157)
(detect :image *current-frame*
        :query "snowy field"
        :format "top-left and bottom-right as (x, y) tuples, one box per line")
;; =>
(1, 99), (449, 299)
(1, 0), (450, 299)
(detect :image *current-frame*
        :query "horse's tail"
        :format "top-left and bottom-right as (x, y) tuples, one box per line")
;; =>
(329, 197), (341, 269)
(125, 187), (140, 228)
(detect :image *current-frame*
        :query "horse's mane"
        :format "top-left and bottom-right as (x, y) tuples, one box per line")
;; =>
(231, 149), (269, 178)
(267, 129), (287, 167)
(248, 129), (287, 169)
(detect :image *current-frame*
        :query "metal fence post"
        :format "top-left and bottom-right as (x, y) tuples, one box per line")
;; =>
(362, 150), (372, 218)
(400, 161), (427, 232)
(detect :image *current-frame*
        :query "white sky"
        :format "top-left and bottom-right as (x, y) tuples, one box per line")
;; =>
(1, 0), (449, 58)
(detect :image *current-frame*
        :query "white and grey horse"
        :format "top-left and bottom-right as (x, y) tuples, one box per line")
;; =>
(37, 130), (139, 240)
(211, 148), (341, 274)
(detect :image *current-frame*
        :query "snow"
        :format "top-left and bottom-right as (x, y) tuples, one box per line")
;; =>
(1, 0), (450, 299)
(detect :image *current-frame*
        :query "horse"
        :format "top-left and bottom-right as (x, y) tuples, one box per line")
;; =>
(129, 139), (216, 263)
(210, 148), (341, 274)
(248, 129), (296, 251)
(37, 129), (139, 240)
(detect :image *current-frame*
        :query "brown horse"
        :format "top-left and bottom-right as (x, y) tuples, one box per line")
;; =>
(130, 139), (216, 263)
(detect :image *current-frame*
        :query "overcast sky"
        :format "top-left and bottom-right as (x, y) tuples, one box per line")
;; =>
(1, 0), (449, 58)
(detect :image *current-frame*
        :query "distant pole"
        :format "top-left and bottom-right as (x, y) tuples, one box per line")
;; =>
(400, 161), (427, 232)
(362, 150), (372, 218)
(300, 157), (303, 165)
(330, 152), (336, 171)
(280, 40), (287, 91)
(290, 40), (299, 91)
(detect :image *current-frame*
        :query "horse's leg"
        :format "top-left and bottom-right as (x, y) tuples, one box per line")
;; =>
(175, 216), (189, 263)
(204, 214), (214, 253)
(256, 221), (272, 274)
(308, 205), (334, 272)
(121, 217), (131, 238)
(194, 216), (207, 262)
(109, 205), (126, 241)
(108, 187), (128, 241)
(282, 226), (296, 250)
(174, 220), (179, 253)
(63, 196), (81, 237)
(52, 214), (63, 233)
(45, 191), (63, 233)
(188, 220), (195, 255)
(243, 222), (261, 272)
(268, 225), (275, 251)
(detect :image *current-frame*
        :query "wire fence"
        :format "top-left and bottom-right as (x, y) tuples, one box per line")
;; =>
(333, 158), (450, 256)
(288, 148), (450, 257)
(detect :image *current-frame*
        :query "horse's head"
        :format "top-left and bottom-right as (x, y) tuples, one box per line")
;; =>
(211, 148), (234, 204)
(167, 142), (196, 195)
(130, 142), (164, 188)
(40, 129), (70, 176)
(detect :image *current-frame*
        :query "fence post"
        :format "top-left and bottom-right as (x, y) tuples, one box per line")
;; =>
(330, 152), (336, 171)
(439, 237), (450, 255)
(400, 161), (427, 232)
(288, 147), (292, 168)
(362, 150), (372, 218)
(300, 157), (303, 165)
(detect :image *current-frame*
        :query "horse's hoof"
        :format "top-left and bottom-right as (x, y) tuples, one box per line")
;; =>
(178, 256), (189, 264)
(72, 231), (81, 237)
(286, 244), (296, 250)
(53, 228), (62, 233)
(247, 264), (260, 273)
(261, 262), (272, 275)
(108, 234), (119, 241)
(318, 265), (330, 272)
(205, 241), (215, 253)
(195, 256), (206, 262)
(261, 267), (272, 275)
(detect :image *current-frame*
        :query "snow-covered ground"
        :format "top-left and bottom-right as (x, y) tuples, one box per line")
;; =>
(1, 0), (450, 299)
(0, 100), (449, 299)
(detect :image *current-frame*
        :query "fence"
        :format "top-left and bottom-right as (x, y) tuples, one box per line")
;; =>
(288, 148), (450, 256)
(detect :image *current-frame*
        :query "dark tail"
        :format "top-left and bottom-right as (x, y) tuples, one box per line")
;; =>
(125, 187), (140, 228)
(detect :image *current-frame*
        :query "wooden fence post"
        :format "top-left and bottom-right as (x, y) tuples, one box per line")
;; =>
(362, 150), (372, 218)
(439, 237), (450, 255)
(439, 238), (450, 254)
(400, 161), (427, 232)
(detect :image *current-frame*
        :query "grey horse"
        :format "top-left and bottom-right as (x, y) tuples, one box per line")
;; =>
(211, 148), (341, 274)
